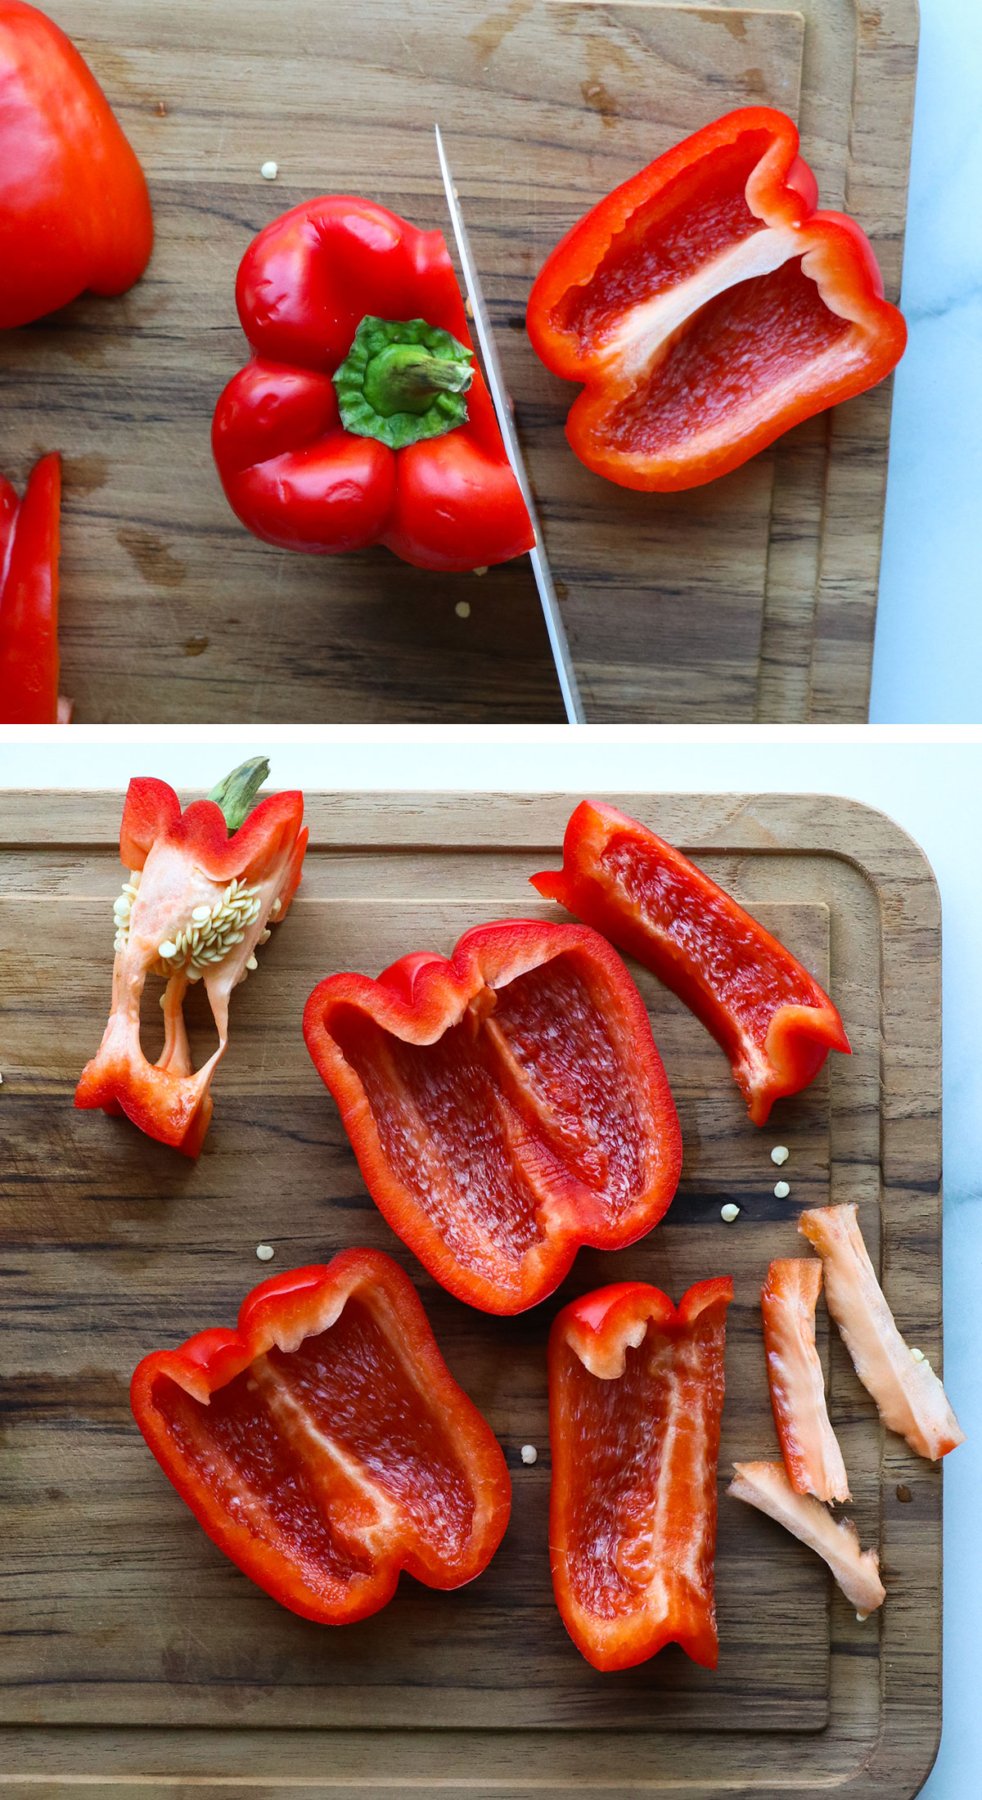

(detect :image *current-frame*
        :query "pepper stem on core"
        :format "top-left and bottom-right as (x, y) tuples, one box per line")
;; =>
(208, 757), (270, 832)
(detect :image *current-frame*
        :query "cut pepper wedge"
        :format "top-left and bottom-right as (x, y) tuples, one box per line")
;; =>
(131, 1248), (511, 1624)
(799, 1205), (964, 1461)
(532, 799), (850, 1126)
(526, 106), (906, 490)
(549, 1277), (732, 1671)
(762, 1258), (850, 1503)
(728, 1461), (885, 1617)
(0, 452), (67, 724)
(303, 920), (682, 1315)
(76, 762), (308, 1156)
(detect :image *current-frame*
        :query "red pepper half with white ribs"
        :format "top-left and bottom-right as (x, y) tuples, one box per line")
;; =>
(728, 1461), (885, 1617)
(532, 800), (850, 1126)
(76, 759), (308, 1156)
(799, 1204), (964, 1462)
(548, 1276), (731, 1671)
(761, 1258), (850, 1503)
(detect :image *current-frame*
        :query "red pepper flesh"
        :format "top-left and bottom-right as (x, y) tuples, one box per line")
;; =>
(532, 800), (850, 1126)
(303, 920), (682, 1314)
(526, 107), (906, 490)
(212, 197), (534, 572)
(549, 1277), (732, 1671)
(131, 1248), (512, 1624)
(0, 0), (152, 329)
(0, 451), (66, 723)
(76, 769), (308, 1155)
(762, 1257), (850, 1503)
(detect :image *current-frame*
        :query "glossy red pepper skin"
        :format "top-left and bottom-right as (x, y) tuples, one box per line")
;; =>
(549, 1277), (732, 1671)
(0, 452), (66, 723)
(131, 1249), (512, 1624)
(532, 800), (850, 1126)
(526, 107), (906, 491)
(212, 197), (534, 572)
(0, 1), (152, 330)
(303, 919), (682, 1315)
(75, 775), (308, 1155)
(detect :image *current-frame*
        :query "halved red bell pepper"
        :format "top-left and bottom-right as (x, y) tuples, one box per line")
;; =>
(549, 1277), (732, 1671)
(0, 451), (68, 723)
(303, 920), (682, 1315)
(526, 106), (906, 490)
(762, 1257), (849, 1503)
(131, 1248), (511, 1624)
(76, 759), (308, 1156)
(212, 197), (533, 572)
(532, 800), (850, 1126)
(0, 1), (152, 329)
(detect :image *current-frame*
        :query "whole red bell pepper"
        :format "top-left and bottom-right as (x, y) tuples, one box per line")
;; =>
(212, 197), (534, 572)
(532, 800), (850, 1126)
(131, 1248), (512, 1624)
(549, 1276), (732, 1671)
(303, 919), (682, 1315)
(76, 759), (308, 1156)
(0, 1), (152, 329)
(0, 452), (69, 723)
(526, 106), (906, 490)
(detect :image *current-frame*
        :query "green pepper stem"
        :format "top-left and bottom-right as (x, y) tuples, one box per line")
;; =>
(208, 757), (270, 831)
(364, 344), (473, 417)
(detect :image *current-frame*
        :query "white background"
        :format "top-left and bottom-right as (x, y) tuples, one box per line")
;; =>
(0, 729), (977, 1797)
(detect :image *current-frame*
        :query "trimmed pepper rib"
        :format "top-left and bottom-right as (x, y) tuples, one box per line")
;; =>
(728, 1461), (885, 1616)
(303, 920), (682, 1315)
(762, 1258), (850, 1503)
(131, 1249), (511, 1624)
(532, 799), (850, 1126)
(799, 1204), (964, 1462)
(526, 107), (906, 490)
(549, 1278), (732, 1671)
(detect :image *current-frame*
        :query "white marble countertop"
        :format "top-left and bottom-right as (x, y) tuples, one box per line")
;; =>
(871, 0), (982, 723)
(2, 734), (975, 1798)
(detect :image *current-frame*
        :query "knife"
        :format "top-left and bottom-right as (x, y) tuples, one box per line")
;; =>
(434, 123), (586, 725)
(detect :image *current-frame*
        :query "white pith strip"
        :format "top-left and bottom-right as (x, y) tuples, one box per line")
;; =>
(601, 224), (802, 378)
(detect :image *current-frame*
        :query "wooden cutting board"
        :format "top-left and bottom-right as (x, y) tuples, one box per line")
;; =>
(0, 788), (943, 1797)
(0, 0), (916, 723)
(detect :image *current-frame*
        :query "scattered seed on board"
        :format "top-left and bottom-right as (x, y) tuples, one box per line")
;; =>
(256, 1244), (275, 1262)
(260, 160), (278, 180)
(721, 1203), (740, 1223)
(455, 600), (471, 619)
(774, 1180), (791, 1200)
(771, 1145), (790, 1166)
(520, 1445), (538, 1465)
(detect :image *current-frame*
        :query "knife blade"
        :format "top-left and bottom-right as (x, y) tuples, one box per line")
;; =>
(434, 123), (585, 724)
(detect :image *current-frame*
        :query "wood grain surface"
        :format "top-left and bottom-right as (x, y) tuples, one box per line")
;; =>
(0, 789), (943, 1798)
(0, 1), (917, 723)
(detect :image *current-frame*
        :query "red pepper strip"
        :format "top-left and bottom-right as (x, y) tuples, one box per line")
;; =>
(526, 106), (906, 491)
(532, 799), (850, 1126)
(762, 1258), (849, 1503)
(212, 197), (533, 572)
(131, 1248), (511, 1624)
(0, 452), (67, 724)
(303, 920), (682, 1315)
(549, 1277), (732, 1671)
(799, 1205), (964, 1461)
(75, 766), (308, 1156)
(728, 1462), (885, 1616)
(0, 1), (152, 330)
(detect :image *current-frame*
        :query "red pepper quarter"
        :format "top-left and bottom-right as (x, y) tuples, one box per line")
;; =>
(549, 1277), (732, 1671)
(303, 919), (682, 1314)
(532, 800), (850, 1126)
(131, 1248), (512, 1624)
(0, 0), (152, 329)
(0, 451), (67, 723)
(526, 107), (906, 490)
(76, 760), (308, 1155)
(212, 197), (533, 572)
